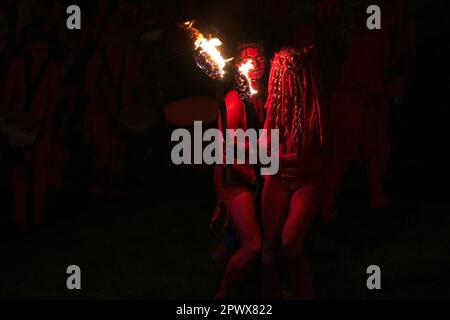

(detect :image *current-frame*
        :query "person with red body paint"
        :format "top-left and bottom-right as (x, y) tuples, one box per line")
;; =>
(261, 47), (326, 299)
(211, 43), (267, 299)
(0, 32), (59, 231)
(322, 0), (416, 220)
(84, 19), (149, 198)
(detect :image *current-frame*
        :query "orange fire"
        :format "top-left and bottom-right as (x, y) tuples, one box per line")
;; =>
(181, 20), (232, 80)
(238, 59), (258, 96)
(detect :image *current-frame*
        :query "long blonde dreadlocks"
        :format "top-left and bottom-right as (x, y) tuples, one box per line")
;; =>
(266, 46), (326, 154)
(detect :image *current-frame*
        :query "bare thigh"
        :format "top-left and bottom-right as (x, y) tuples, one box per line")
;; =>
(282, 179), (322, 257)
(229, 192), (261, 251)
(261, 176), (290, 264)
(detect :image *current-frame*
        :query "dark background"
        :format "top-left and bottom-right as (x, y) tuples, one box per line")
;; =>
(0, 0), (449, 299)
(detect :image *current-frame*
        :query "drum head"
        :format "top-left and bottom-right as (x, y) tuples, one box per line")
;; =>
(164, 97), (219, 127)
(119, 104), (156, 131)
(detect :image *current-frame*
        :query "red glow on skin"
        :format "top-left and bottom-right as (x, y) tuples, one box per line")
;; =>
(213, 45), (267, 299)
(239, 48), (266, 85)
(261, 48), (324, 299)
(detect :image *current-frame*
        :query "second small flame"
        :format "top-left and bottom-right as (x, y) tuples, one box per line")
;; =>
(238, 60), (258, 96)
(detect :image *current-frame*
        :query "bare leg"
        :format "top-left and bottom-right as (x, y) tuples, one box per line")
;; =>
(323, 105), (364, 221)
(261, 176), (290, 299)
(215, 192), (261, 299)
(282, 178), (321, 299)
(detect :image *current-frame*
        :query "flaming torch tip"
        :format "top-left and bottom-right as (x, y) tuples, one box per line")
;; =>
(238, 59), (258, 97)
(179, 20), (232, 81)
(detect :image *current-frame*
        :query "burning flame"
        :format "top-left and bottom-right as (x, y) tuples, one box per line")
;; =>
(180, 20), (232, 80)
(238, 60), (258, 96)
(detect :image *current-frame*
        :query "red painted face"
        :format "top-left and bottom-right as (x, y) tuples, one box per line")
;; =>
(239, 47), (266, 81)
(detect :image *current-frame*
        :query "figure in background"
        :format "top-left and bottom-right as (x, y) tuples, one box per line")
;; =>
(84, 19), (149, 198)
(211, 43), (267, 299)
(0, 32), (59, 231)
(261, 47), (326, 299)
(322, 0), (416, 221)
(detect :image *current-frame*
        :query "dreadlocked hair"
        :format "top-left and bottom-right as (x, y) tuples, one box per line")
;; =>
(266, 46), (325, 154)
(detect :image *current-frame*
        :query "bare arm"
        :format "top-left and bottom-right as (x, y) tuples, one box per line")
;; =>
(220, 90), (256, 184)
(260, 104), (301, 168)
(219, 90), (244, 132)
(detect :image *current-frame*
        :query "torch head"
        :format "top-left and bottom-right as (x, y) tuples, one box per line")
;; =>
(180, 20), (233, 81)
